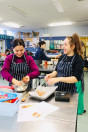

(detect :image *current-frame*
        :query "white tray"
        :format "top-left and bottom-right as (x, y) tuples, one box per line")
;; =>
(29, 86), (58, 100)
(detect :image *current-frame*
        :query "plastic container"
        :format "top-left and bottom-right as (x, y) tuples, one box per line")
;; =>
(0, 93), (21, 117)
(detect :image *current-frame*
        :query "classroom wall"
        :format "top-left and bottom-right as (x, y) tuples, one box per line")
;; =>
(29, 25), (88, 37)
(5, 39), (13, 50)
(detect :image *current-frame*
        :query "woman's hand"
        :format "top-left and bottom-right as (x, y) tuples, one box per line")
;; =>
(55, 54), (62, 59)
(22, 76), (30, 83)
(12, 78), (22, 86)
(47, 78), (59, 85)
(44, 74), (52, 82)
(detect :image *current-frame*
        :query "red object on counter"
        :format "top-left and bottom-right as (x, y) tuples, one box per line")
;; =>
(0, 86), (14, 90)
(3, 97), (18, 103)
(45, 61), (47, 66)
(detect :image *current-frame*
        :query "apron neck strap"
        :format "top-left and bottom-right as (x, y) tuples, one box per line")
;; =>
(12, 53), (26, 63)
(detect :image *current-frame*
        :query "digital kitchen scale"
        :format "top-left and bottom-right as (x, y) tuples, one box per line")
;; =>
(54, 91), (71, 102)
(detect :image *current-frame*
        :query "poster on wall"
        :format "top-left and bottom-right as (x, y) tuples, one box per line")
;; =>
(26, 38), (39, 48)
(33, 38), (39, 47)
(26, 38), (33, 47)
(44, 40), (50, 50)
(26, 40), (30, 47)
(32, 31), (39, 37)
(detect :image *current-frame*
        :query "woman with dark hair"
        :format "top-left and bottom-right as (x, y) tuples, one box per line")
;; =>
(45, 33), (85, 114)
(34, 41), (51, 65)
(1, 39), (40, 86)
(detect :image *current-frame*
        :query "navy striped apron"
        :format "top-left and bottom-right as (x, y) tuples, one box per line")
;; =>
(56, 55), (76, 94)
(10, 54), (30, 81)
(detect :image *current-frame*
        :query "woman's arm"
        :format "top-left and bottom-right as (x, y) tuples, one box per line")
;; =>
(41, 51), (51, 61)
(44, 71), (57, 82)
(58, 76), (78, 83)
(49, 71), (57, 78)
(47, 76), (78, 85)
(1, 55), (14, 82)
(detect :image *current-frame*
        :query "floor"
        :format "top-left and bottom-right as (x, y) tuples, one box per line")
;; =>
(0, 72), (88, 132)
(77, 71), (88, 132)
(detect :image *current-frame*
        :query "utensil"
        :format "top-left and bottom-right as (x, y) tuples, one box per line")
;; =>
(13, 81), (28, 92)
(21, 91), (30, 102)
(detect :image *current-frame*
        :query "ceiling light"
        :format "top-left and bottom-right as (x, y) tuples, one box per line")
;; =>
(52, 0), (64, 12)
(3, 22), (22, 28)
(8, 6), (29, 17)
(49, 22), (73, 27)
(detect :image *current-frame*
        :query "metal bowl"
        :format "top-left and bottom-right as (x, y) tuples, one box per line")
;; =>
(13, 82), (28, 92)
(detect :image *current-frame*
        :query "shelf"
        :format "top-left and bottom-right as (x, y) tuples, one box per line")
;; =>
(50, 49), (63, 50)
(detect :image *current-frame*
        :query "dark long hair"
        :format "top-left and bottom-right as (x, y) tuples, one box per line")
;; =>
(38, 41), (46, 47)
(12, 39), (25, 48)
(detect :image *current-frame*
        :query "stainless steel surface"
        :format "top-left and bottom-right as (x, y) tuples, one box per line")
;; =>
(0, 93), (78, 132)
(0, 115), (75, 132)
(26, 93), (78, 123)
(47, 97), (78, 122)
(38, 65), (56, 73)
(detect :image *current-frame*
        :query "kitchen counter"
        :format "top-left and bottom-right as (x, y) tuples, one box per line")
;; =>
(0, 92), (78, 132)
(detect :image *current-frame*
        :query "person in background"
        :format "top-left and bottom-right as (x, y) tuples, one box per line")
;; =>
(25, 50), (29, 55)
(81, 41), (86, 59)
(45, 33), (85, 115)
(34, 41), (51, 66)
(28, 52), (34, 57)
(1, 39), (40, 86)
(81, 41), (88, 69)
(0, 52), (1, 58)
(56, 49), (64, 59)
(5, 49), (10, 56)
(25, 50), (34, 58)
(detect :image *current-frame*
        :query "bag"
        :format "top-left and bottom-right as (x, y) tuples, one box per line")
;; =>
(75, 81), (84, 115)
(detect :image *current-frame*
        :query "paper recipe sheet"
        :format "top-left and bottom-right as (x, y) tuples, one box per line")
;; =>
(17, 101), (59, 122)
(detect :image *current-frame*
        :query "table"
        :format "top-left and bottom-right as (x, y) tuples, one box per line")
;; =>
(0, 116), (76, 132)
(0, 93), (78, 132)
(46, 53), (59, 59)
(38, 65), (56, 73)
(46, 94), (78, 123)
(47, 55), (58, 59)
(24, 93), (78, 123)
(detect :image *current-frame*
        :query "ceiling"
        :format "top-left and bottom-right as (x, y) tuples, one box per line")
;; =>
(0, 0), (88, 32)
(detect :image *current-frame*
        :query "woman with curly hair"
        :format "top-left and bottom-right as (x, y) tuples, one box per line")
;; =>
(45, 33), (85, 114)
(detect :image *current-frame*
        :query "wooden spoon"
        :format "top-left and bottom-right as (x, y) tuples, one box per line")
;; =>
(21, 91), (30, 102)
